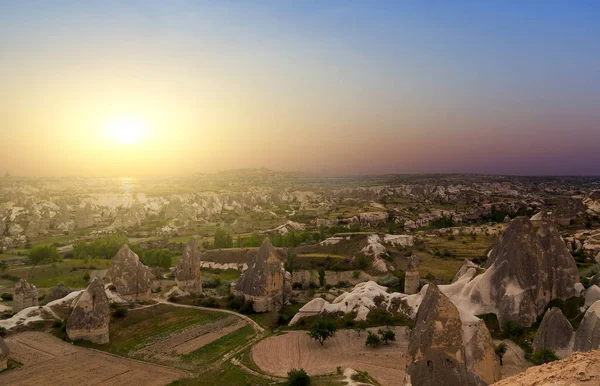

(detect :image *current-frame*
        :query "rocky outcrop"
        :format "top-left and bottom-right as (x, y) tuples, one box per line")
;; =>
(573, 300), (600, 352)
(452, 260), (482, 283)
(173, 237), (203, 295)
(235, 238), (291, 312)
(46, 282), (73, 303)
(404, 255), (419, 295)
(0, 336), (9, 370)
(13, 278), (39, 313)
(106, 245), (152, 300)
(585, 285), (600, 308)
(66, 277), (110, 344)
(406, 284), (500, 386)
(533, 308), (574, 357)
(492, 350), (600, 386)
(476, 217), (579, 326)
(75, 203), (94, 228)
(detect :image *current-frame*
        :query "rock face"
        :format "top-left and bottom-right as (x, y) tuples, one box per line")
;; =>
(573, 300), (600, 352)
(0, 336), (9, 370)
(406, 284), (500, 386)
(235, 238), (291, 312)
(66, 277), (110, 344)
(173, 237), (203, 295)
(106, 245), (152, 300)
(13, 278), (39, 313)
(533, 307), (574, 357)
(452, 260), (481, 283)
(404, 255), (419, 295)
(47, 282), (73, 302)
(481, 217), (579, 326)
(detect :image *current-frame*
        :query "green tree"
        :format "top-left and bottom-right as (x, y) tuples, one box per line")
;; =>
(355, 320), (368, 337)
(287, 368), (311, 386)
(531, 348), (560, 365)
(318, 267), (326, 287)
(213, 228), (233, 248)
(285, 250), (295, 275)
(307, 320), (337, 346)
(365, 331), (381, 347)
(378, 328), (396, 344)
(356, 255), (368, 269)
(28, 245), (60, 265)
(495, 343), (508, 366)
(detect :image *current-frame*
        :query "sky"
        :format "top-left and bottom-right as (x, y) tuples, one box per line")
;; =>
(1, 1), (599, 177)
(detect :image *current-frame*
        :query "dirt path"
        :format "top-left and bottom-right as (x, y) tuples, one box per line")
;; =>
(252, 327), (408, 386)
(0, 331), (187, 386)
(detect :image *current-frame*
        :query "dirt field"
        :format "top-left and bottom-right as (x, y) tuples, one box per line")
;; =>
(0, 332), (187, 386)
(252, 327), (408, 386)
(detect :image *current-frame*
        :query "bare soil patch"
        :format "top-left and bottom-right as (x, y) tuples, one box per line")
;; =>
(252, 327), (408, 386)
(0, 331), (186, 386)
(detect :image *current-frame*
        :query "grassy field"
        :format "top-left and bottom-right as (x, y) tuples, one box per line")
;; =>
(168, 362), (275, 386)
(3, 259), (112, 288)
(79, 304), (228, 356)
(181, 324), (254, 366)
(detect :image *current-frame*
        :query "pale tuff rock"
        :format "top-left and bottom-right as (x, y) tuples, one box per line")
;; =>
(106, 245), (152, 300)
(112, 201), (146, 229)
(492, 350), (600, 386)
(0, 336), (9, 371)
(13, 278), (39, 313)
(67, 277), (110, 344)
(452, 260), (482, 283)
(573, 300), (600, 352)
(268, 220), (305, 235)
(406, 284), (500, 386)
(174, 237), (203, 295)
(75, 203), (95, 228)
(404, 255), (419, 295)
(235, 238), (291, 312)
(533, 307), (574, 358)
(585, 285), (600, 308)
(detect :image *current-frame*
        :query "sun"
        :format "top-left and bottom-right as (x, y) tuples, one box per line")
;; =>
(106, 117), (147, 144)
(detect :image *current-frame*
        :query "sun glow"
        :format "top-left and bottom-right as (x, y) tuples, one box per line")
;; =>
(106, 117), (147, 144)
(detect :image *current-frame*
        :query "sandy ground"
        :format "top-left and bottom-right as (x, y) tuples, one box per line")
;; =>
(0, 331), (187, 386)
(252, 327), (408, 386)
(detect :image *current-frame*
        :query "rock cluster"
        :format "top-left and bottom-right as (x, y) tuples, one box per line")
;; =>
(533, 307), (574, 357)
(46, 282), (73, 303)
(173, 237), (203, 295)
(105, 245), (152, 300)
(573, 300), (600, 352)
(404, 255), (419, 295)
(235, 238), (291, 312)
(13, 278), (39, 313)
(66, 277), (110, 344)
(406, 284), (500, 386)
(0, 336), (9, 370)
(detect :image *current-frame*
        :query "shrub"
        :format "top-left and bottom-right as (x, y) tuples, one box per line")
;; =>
(28, 245), (60, 265)
(352, 270), (360, 279)
(200, 297), (219, 308)
(240, 299), (254, 314)
(287, 368), (311, 386)
(112, 307), (128, 318)
(227, 295), (246, 310)
(356, 256), (368, 269)
(0, 327), (6, 337)
(531, 348), (559, 365)
(378, 328), (396, 344)
(1, 293), (13, 301)
(318, 268), (326, 287)
(365, 331), (381, 347)
(502, 321), (525, 340)
(495, 343), (508, 365)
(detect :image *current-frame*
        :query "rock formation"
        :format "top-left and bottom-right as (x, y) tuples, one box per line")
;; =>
(0, 336), (9, 371)
(406, 284), (500, 386)
(404, 255), (419, 295)
(533, 307), (574, 357)
(13, 278), (39, 313)
(452, 260), (481, 283)
(67, 277), (110, 344)
(235, 238), (291, 312)
(460, 217), (580, 327)
(173, 237), (203, 295)
(105, 245), (152, 300)
(585, 285), (600, 308)
(46, 282), (73, 302)
(573, 300), (600, 352)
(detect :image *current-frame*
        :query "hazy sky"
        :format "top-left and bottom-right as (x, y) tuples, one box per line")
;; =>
(1, 1), (599, 177)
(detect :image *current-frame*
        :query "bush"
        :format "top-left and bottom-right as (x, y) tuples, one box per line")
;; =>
(318, 268), (326, 287)
(227, 295), (246, 310)
(378, 328), (396, 344)
(1, 293), (13, 301)
(28, 245), (60, 265)
(502, 321), (525, 340)
(531, 348), (559, 365)
(495, 343), (508, 365)
(287, 368), (311, 386)
(352, 270), (360, 279)
(365, 331), (381, 347)
(73, 234), (128, 260)
(112, 307), (128, 318)
(0, 326), (6, 337)
(240, 299), (254, 314)
(356, 256), (368, 269)
(200, 297), (220, 308)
